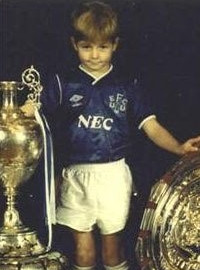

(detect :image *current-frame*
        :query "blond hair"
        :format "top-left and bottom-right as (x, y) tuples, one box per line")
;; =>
(71, 1), (118, 43)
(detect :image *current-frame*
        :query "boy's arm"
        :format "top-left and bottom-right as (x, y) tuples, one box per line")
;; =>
(142, 117), (200, 156)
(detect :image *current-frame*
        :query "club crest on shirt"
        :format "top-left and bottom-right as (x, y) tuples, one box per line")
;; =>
(69, 94), (84, 107)
(109, 93), (128, 114)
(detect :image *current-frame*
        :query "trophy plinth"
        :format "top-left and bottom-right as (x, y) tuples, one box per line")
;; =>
(0, 77), (67, 269)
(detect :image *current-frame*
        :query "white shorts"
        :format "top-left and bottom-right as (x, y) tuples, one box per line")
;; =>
(56, 159), (133, 234)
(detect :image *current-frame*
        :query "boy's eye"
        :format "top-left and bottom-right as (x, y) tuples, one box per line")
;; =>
(80, 45), (91, 49)
(77, 42), (111, 50)
(77, 42), (91, 49)
(100, 44), (109, 49)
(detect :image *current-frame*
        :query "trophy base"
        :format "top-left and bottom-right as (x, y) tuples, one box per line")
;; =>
(0, 251), (68, 270)
(0, 228), (46, 257)
(0, 228), (68, 269)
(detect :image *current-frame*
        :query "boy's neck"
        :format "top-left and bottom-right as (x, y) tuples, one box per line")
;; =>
(79, 64), (113, 80)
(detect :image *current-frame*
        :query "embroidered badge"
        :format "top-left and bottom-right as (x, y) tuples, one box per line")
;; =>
(69, 94), (84, 107)
(109, 93), (127, 113)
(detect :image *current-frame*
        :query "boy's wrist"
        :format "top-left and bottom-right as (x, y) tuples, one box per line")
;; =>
(176, 145), (185, 156)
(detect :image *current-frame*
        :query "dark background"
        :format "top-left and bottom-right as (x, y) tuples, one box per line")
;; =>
(1, 0), (200, 267)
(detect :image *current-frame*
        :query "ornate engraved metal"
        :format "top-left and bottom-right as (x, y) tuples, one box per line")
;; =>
(135, 151), (200, 270)
(21, 65), (43, 108)
(0, 69), (68, 269)
(0, 81), (43, 235)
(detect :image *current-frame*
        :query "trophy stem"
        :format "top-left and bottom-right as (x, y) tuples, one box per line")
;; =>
(3, 186), (23, 230)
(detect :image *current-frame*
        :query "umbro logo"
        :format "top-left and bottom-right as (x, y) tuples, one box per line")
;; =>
(69, 94), (84, 107)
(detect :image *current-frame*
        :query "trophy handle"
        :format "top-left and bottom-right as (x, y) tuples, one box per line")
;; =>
(21, 65), (43, 109)
(21, 65), (56, 250)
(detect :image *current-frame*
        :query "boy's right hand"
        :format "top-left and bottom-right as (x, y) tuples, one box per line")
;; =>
(20, 101), (36, 117)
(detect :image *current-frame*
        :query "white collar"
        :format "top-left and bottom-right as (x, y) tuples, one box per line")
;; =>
(79, 65), (113, 85)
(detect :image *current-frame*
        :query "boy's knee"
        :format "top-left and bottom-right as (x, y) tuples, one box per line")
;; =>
(75, 245), (96, 266)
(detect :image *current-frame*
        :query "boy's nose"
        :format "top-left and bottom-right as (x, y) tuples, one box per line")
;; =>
(91, 48), (99, 58)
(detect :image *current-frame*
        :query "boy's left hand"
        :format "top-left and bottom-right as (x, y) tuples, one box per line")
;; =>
(181, 136), (200, 155)
(20, 101), (36, 117)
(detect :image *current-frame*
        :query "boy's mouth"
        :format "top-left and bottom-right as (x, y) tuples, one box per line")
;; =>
(88, 61), (101, 65)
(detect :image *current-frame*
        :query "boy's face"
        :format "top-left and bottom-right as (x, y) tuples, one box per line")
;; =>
(71, 38), (118, 77)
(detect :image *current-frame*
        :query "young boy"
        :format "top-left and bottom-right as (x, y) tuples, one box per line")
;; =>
(21, 1), (200, 270)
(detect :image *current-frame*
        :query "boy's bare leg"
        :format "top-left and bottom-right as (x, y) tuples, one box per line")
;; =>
(101, 233), (126, 266)
(72, 230), (96, 267)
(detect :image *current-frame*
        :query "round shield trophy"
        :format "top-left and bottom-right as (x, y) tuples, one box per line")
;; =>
(0, 67), (67, 269)
(135, 151), (200, 270)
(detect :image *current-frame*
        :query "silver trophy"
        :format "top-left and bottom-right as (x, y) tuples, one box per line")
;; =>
(0, 66), (67, 269)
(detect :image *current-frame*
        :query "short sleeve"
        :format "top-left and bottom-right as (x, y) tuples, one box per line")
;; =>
(127, 78), (156, 129)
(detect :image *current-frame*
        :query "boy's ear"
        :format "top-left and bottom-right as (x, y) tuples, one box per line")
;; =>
(71, 37), (78, 50)
(113, 37), (119, 51)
